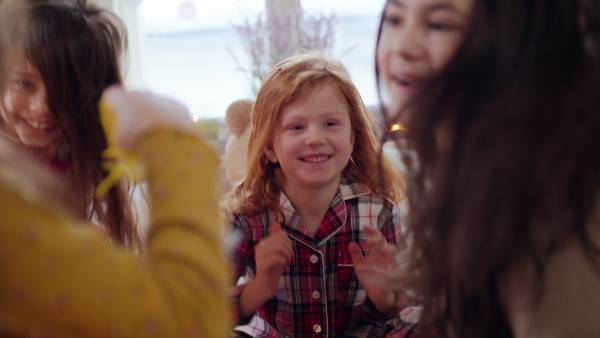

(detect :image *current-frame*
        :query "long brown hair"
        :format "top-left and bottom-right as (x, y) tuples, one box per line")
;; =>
(229, 53), (404, 219)
(377, 0), (600, 336)
(0, 0), (140, 247)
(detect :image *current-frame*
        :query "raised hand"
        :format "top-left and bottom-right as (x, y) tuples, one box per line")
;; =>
(254, 222), (294, 297)
(101, 86), (195, 149)
(349, 226), (406, 316)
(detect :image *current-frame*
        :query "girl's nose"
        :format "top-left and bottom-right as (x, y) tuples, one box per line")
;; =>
(305, 127), (326, 146)
(30, 89), (51, 116)
(395, 22), (425, 60)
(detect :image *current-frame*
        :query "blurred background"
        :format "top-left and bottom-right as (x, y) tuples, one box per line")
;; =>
(93, 0), (387, 150)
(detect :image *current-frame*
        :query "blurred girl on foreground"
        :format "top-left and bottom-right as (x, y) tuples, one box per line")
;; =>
(377, 0), (600, 336)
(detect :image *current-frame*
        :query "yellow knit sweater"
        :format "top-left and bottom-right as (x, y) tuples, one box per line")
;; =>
(0, 130), (231, 337)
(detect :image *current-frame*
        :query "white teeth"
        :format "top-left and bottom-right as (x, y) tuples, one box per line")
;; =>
(27, 120), (54, 130)
(303, 155), (329, 163)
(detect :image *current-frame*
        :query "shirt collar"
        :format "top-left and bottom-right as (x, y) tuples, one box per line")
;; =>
(277, 175), (372, 243)
(278, 174), (371, 211)
(338, 174), (372, 200)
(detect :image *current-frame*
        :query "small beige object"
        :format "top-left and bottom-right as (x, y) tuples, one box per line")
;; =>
(224, 99), (254, 186)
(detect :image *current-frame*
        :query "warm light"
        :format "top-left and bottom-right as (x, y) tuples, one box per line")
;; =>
(192, 115), (199, 123)
(390, 123), (408, 132)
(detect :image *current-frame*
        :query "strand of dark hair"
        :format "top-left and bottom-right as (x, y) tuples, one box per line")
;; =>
(393, 1), (600, 336)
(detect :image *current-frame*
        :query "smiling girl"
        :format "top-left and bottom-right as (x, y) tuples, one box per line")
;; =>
(227, 53), (418, 337)
(376, 0), (600, 336)
(0, 0), (140, 247)
(377, 0), (474, 116)
(1, 58), (63, 162)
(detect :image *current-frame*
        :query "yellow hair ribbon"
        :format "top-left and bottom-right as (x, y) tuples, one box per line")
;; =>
(95, 98), (143, 199)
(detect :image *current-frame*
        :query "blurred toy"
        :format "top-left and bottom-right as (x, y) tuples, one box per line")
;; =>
(224, 99), (253, 187)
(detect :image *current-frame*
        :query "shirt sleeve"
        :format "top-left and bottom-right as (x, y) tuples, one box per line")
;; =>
(0, 130), (231, 338)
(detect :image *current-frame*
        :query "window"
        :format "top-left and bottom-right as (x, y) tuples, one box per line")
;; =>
(106, 0), (386, 150)
(135, 0), (385, 119)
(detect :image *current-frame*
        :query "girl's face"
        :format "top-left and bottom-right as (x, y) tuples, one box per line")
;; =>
(377, 0), (475, 114)
(266, 81), (354, 195)
(1, 58), (63, 159)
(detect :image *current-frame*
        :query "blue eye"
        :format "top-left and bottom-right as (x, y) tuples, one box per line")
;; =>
(291, 124), (303, 130)
(325, 121), (337, 127)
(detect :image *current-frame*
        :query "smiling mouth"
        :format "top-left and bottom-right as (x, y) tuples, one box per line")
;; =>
(392, 71), (428, 89)
(301, 155), (331, 163)
(24, 119), (57, 131)
(393, 75), (414, 87)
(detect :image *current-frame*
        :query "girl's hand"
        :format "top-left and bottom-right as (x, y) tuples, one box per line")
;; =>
(101, 86), (195, 149)
(253, 222), (294, 299)
(349, 226), (406, 316)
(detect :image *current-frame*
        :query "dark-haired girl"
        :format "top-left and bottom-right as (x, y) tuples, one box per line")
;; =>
(0, 0), (140, 247)
(377, 0), (600, 336)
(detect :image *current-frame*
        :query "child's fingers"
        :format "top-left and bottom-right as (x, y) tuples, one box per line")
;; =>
(363, 226), (377, 234)
(256, 241), (292, 270)
(349, 242), (366, 266)
(270, 222), (283, 234)
(365, 227), (385, 252)
(381, 244), (398, 265)
(269, 255), (290, 271)
(269, 222), (293, 254)
(102, 86), (193, 149)
(259, 232), (294, 265)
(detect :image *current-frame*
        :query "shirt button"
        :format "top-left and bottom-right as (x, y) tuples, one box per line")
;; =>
(312, 291), (320, 299)
(310, 254), (318, 264)
(313, 324), (322, 334)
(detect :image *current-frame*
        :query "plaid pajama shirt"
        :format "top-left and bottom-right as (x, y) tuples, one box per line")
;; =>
(229, 176), (421, 337)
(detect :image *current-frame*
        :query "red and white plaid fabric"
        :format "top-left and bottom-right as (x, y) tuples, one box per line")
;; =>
(229, 175), (421, 337)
